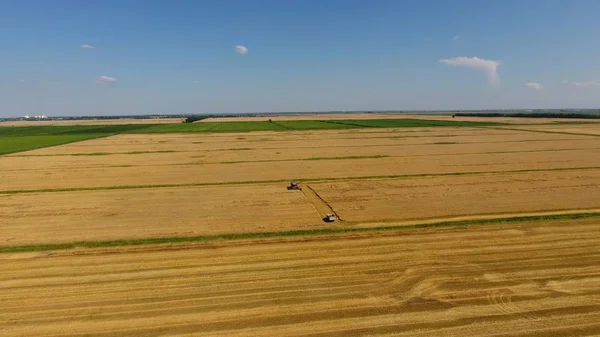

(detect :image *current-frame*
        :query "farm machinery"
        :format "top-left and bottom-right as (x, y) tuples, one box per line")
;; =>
(287, 181), (302, 190)
(323, 213), (337, 222)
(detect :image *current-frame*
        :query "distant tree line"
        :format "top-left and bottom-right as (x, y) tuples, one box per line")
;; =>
(453, 112), (600, 119)
(183, 115), (212, 123)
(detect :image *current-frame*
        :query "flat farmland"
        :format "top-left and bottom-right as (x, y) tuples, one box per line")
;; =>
(2, 217), (600, 337)
(309, 170), (600, 223)
(2, 119), (600, 336)
(6, 127), (590, 156)
(2, 127), (600, 192)
(510, 123), (600, 136)
(201, 113), (600, 124)
(0, 184), (320, 246)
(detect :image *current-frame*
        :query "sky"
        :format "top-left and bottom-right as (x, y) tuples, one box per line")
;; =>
(1, 0), (600, 117)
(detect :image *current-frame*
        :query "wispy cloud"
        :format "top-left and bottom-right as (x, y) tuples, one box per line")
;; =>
(98, 76), (118, 84)
(235, 45), (248, 55)
(17, 79), (26, 84)
(439, 56), (501, 84)
(80, 44), (95, 49)
(572, 80), (599, 87)
(525, 81), (543, 91)
(453, 35), (461, 41)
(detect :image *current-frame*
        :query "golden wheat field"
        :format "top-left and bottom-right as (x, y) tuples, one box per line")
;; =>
(1, 118), (600, 336)
(2, 127), (600, 191)
(510, 123), (600, 136)
(2, 217), (600, 336)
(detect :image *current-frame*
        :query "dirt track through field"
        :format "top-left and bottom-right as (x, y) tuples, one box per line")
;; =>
(2, 217), (599, 336)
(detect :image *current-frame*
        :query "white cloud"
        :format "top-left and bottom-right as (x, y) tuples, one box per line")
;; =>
(98, 76), (118, 84)
(17, 79), (26, 84)
(525, 81), (543, 91)
(453, 35), (461, 41)
(439, 56), (501, 84)
(80, 44), (95, 49)
(573, 80), (599, 88)
(563, 80), (599, 87)
(235, 45), (248, 55)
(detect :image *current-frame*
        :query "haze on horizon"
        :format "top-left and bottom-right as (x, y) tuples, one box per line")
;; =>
(1, 0), (600, 117)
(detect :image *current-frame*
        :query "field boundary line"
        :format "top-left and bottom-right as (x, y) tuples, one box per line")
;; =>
(487, 126), (600, 137)
(2, 166), (600, 195)
(2, 211), (600, 253)
(357, 208), (600, 228)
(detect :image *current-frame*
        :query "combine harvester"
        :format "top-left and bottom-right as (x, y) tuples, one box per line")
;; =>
(323, 213), (337, 222)
(287, 181), (302, 191)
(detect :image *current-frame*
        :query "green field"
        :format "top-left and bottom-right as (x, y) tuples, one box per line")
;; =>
(0, 134), (108, 155)
(134, 118), (501, 133)
(0, 118), (501, 155)
(135, 121), (285, 133)
(328, 119), (500, 128)
(274, 120), (361, 129)
(0, 124), (155, 155)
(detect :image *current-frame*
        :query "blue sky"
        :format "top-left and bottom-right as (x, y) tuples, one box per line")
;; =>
(1, 0), (600, 116)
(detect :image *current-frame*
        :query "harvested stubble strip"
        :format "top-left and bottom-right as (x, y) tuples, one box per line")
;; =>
(1, 165), (600, 195)
(2, 212), (600, 253)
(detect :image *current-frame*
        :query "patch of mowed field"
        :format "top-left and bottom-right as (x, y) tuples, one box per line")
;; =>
(1, 127), (598, 192)
(2, 217), (600, 336)
(5, 133), (598, 171)
(8, 127), (592, 156)
(508, 123), (600, 136)
(2, 142), (599, 192)
(309, 170), (600, 223)
(0, 184), (321, 246)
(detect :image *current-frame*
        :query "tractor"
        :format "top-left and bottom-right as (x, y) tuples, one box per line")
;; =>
(287, 181), (302, 191)
(323, 213), (337, 222)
